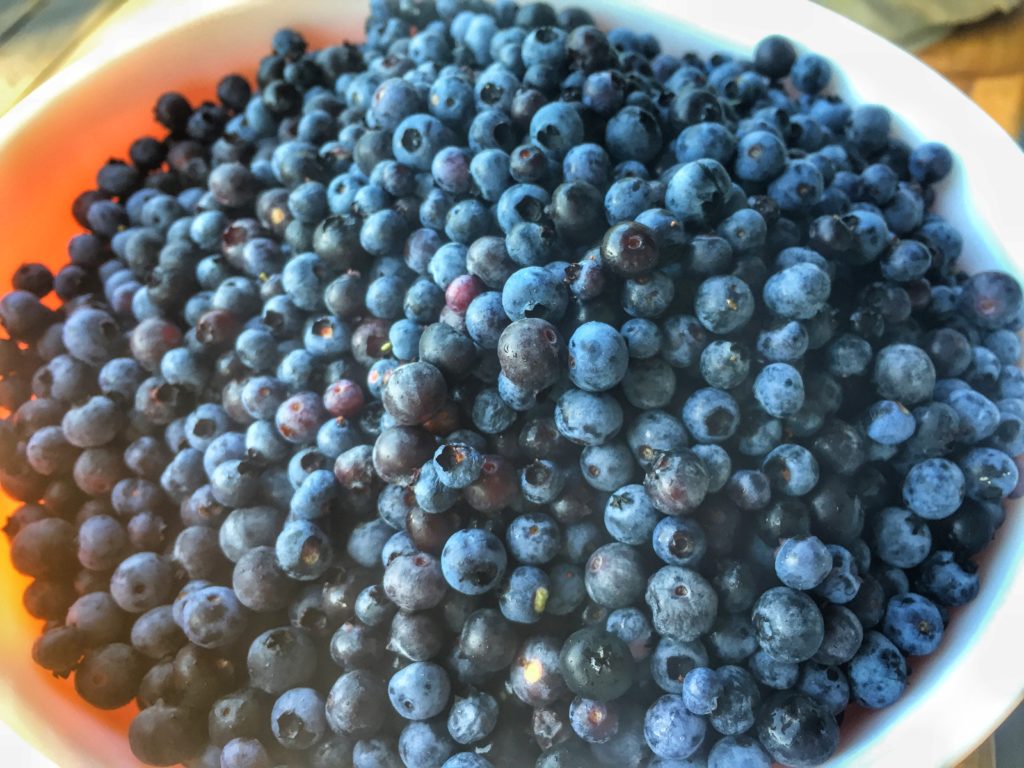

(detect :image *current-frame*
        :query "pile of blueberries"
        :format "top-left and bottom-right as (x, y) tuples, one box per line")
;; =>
(3, 0), (1024, 766)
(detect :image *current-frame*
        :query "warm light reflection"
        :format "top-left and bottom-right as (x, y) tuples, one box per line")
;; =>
(0, 6), (350, 768)
(533, 586), (549, 614)
(523, 659), (544, 684)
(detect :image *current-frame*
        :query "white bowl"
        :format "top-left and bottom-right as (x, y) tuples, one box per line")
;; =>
(1, 1), (1023, 766)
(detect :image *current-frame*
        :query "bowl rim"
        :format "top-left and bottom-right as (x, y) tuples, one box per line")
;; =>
(1, 1), (1024, 767)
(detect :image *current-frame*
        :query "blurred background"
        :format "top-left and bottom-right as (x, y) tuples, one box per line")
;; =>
(0, 0), (1021, 767)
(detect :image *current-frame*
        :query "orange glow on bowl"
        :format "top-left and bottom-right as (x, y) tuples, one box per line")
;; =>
(0, 2), (359, 765)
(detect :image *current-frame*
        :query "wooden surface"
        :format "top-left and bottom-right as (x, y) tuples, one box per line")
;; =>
(919, 4), (1024, 137)
(0, 2), (1017, 768)
(966, 739), (999, 768)
(0, 0), (130, 114)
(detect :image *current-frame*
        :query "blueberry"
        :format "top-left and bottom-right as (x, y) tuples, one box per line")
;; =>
(600, 221), (660, 277)
(326, 670), (388, 737)
(795, 661), (850, 717)
(181, 586), (247, 649)
(129, 702), (205, 766)
(585, 542), (646, 610)
(383, 361), (447, 425)
(546, 561), (588, 617)
(882, 592), (943, 656)
(569, 697), (620, 745)
(643, 694), (706, 760)
(506, 513), (561, 565)
(465, 291), (510, 349)
(754, 34), (796, 78)
(682, 388), (740, 444)
(861, 400), (915, 445)
(620, 318), (662, 360)
(501, 266), (568, 322)
(452, 608), (512, 676)
(471, 387), (516, 434)
(275, 391), (327, 444)
(763, 263), (831, 321)
(650, 517), (706, 571)
(530, 102), (585, 159)
(441, 529), (507, 595)
(915, 550), (980, 607)
(353, 737), (404, 768)
(755, 692), (839, 766)
(790, 53), (832, 94)
(388, 661), (451, 721)
(768, 160), (824, 215)
(774, 536), (832, 590)
(563, 144), (611, 191)
(645, 566), (718, 642)
(670, 130), (729, 181)
(734, 130), (787, 182)
(705, 735), (769, 768)
(682, 666), (723, 716)
(762, 444), (819, 497)
(870, 505), (932, 569)
(275, 520), (332, 581)
(447, 691), (498, 746)
(605, 106), (663, 164)
(393, 113), (456, 171)
(846, 104), (892, 156)
(599, 484), (656, 546)
(396, 721), (454, 768)
(110, 552), (174, 614)
(452, 147), (503, 200)
(846, 630), (908, 708)
(555, 388), (624, 446)
(749, 648), (801, 692)
(383, 552), (448, 611)
(602, 607), (654, 662)
(665, 159), (731, 229)
(442, 753), (493, 768)
(271, 687), (326, 749)
(221, 738), (271, 768)
(644, 450), (709, 516)
(670, 87), (725, 133)
(621, 356), (677, 410)
(960, 447), (1019, 501)
(700, 340), (751, 390)
(498, 565), (551, 624)
(752, 586), (825, 663)
(75, 514), (127, 573)
(661, 314), (709, 369)
(902, 458), (964, 520)
(62, 307), (121, 365)
(694, 275), (755, 335)
(24, 426), (76, 476)
(753, 363), (805, 418)
(718, 208), (768, 257)
(514, 459), (565, 506)
(812, 544), (862, 604)
(74, 642), (146, 711)
(946, 388), (1000, 444)
(987, 330), (1023, 368)
(509, 635), (567, 708)
(566, 321), (629, 392)
(580, 441), (635, 492)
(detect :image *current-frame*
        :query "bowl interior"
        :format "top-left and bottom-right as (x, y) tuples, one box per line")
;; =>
(1, 1), (1023, 766)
